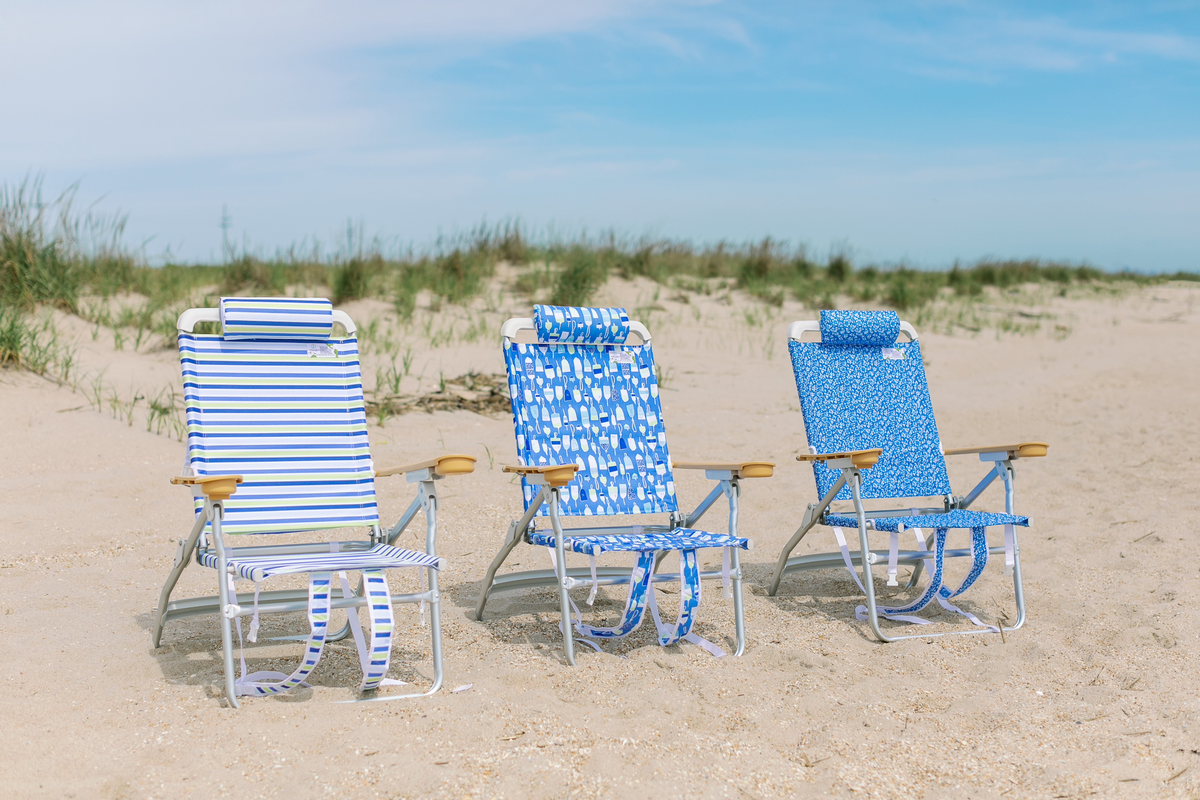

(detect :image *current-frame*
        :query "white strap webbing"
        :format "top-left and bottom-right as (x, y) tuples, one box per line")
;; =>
(587, 554), (599, 605)
(721, 547), (732, 598)
(545, 547), (612, 653)
(1003, 524), (1015, 577)
(833, 527), (935, 625)
(886, 531), (900, 587)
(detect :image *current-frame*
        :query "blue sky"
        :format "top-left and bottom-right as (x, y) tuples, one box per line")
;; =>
(2, 1), (1198, 270)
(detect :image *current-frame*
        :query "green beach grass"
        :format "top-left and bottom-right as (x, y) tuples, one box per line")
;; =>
(3, 176), (1198, 374)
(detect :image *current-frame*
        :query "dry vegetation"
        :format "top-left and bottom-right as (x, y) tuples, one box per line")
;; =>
(3, 176), (1197, 437)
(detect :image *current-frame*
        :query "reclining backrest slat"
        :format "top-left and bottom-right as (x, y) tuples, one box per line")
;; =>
(790, 310), (951, 501)
(505, 305), (677, 516)
(178, 298), (379, 535)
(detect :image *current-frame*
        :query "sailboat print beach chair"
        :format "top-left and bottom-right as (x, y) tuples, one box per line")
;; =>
(475, 305), (773, 665)
(152, 297), (475, 707)
(767, 310), (1047, 641)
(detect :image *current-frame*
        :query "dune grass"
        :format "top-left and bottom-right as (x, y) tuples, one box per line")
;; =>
(3, 175), (1198, 374)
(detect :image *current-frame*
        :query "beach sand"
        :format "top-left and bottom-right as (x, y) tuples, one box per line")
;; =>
(1, 282), (1197, 798)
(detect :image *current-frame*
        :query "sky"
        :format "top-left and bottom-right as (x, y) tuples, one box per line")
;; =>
(1, 1), (1198, 271)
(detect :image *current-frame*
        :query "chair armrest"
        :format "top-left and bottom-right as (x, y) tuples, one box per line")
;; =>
(796, 449), (882, 469)
(171, 475), (243, 500)
(375, 454), (477, 478)
(502, 463), (579, 488)
(943, 442), (1048, 459)
(673, 460), (775, 479)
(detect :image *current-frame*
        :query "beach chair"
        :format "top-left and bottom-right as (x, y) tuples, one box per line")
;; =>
(475, 305), (773, 664)
(152, 297), (475, 707)
(767, 310), (1047, 641)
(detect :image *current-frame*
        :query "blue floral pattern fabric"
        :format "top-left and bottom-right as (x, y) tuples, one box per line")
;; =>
(534, 305), (630, 344)
(819, 310), (900, 347)
(824, 508), (1028, 531)
(529, 528), (748, 554)
(790, 336), (951, 501)
(505, 338), (676, 517)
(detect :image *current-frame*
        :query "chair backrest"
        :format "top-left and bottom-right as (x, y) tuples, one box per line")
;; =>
(178, 297), (379, 535)
(504, 305), (678, 517)
(789, 310), (951, 502)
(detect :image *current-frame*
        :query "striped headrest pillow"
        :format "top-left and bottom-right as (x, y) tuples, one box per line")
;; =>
(220, 297), (335, 341)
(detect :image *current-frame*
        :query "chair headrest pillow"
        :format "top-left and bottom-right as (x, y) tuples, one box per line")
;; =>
(534, 305), (630, 344)
(220, 297), (335, 341)
(819, 309), (900, 347)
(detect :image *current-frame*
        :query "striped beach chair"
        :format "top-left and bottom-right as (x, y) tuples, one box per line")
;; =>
(152, 298), (475, 707)
(476, 305), (774, 664)
(768, 310), (1047, 641)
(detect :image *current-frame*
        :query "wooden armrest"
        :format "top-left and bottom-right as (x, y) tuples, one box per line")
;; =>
(171, 474), (243, 500)
(375, 454), (477, 478)
(503, 463), (580, 488)
(673, 460), (775, 479)
(796, 449), (882, 469)
(943, 442), (1048, 459)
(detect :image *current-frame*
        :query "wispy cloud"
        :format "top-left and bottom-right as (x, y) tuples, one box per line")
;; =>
(864, 5), (1200, 76)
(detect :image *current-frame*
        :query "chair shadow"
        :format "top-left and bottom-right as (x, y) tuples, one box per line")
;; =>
(742, 558), (1005, 644)
(136, 606), (437, 703)
(445, 573), (742, 661)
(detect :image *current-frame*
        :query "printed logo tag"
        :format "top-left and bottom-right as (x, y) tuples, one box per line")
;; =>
(609, 350), (633, 374)
(881, 347), (906, 360)
(307, 343), (336, 357)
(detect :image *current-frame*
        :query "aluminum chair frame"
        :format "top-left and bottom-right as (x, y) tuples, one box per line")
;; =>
(767, 319), (1046, 642)
(475, 316), (771, 665)
(153, 306), (474, 707)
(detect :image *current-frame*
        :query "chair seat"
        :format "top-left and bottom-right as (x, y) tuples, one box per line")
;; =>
(199, 543), (441, 582)
(529, 528), (750, 555)
(824, 508), (1028, 532)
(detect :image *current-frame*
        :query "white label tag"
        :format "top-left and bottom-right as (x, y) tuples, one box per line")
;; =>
(307, 343), (336, 358)
(881, 347), (905, 360)
(609, 351), (634, 365)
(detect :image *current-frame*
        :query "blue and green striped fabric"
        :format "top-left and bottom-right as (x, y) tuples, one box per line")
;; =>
(178, 328), (380, 535)
(220, 297), (334, 340)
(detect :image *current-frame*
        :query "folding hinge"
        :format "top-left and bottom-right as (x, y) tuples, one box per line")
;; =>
(800, 502), (819, 531)
(172, 538), (187, 568)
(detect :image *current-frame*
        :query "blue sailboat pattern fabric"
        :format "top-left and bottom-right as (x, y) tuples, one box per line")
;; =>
(534, 304), (630, 343)
(528, 528), (746, 554)
(505, 314), (676, 517)
(505, 306), (746, 654)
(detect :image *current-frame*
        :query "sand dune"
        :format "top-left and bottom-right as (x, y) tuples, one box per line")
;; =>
(1, 282), (1197, 799)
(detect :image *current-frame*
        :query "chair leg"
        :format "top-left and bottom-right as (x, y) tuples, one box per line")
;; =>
(1007, 524), (1027, 631)
(851, 472), (896, 644)
(424, 488), (445, 693)
(475, 486), (548, 621)
(211, 504), (241, 708)
(731, 547), (746, 657)
(549, 489), (575, 666)
(153, 511), (207, 648)
(475, 530), (523, 621)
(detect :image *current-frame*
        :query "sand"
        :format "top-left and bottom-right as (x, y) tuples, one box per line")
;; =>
(1, 281), (1197, 799)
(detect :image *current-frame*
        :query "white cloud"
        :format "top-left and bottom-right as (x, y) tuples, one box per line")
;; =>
(0, 1), (669, 168)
